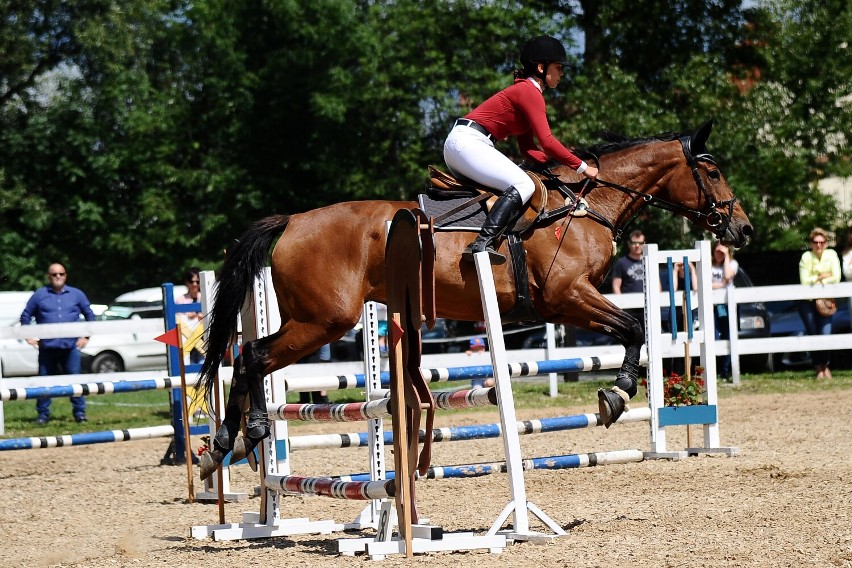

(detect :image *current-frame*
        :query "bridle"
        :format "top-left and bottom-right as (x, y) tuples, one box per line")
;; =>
(535, 134), (738, 290)
(589, 136), (737, 240)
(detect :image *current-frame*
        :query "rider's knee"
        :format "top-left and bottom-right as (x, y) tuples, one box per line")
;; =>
(513, 178), (535, 203)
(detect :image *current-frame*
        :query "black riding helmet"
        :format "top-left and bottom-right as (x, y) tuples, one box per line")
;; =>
(521, 35), (569, 80)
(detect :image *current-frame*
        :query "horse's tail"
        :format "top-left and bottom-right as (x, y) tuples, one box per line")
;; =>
(198, 214), (290, 402)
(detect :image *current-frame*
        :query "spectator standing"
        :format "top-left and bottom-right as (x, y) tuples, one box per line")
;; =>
(669, 260), (699, 322)
(20, 263), (97, 424)
(298, 343), (332, 405)
(466, 337), (494, 388)
(667, 261), (698, 293)
(798, 228), (841, 379)
(376, 302), (389, 356)
(612, 230), (646, 294)
(711, 242), (739, 380)
(175, 267), (205, 365)
(612, 230), (647, 326)
(661, 261), (698, 376)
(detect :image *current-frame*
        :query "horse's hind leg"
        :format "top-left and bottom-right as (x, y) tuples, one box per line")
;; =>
(199, 339), (271, 480)
(200, 342), (260, 479)
(200, 319), (355, 480)
(227, 339), (274, 463)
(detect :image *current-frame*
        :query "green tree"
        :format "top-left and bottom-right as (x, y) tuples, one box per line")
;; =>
(0, 0), (849, 299)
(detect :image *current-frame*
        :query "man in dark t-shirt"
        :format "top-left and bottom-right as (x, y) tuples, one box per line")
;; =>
(612, 230), (646, 294)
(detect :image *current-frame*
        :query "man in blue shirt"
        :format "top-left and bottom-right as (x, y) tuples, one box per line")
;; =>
(20, 263), (97, 424)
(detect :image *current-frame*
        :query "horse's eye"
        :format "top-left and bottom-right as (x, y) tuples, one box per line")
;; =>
(708, 170), (721, 181)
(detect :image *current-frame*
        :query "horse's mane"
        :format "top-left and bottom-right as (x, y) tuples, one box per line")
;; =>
(574, 130), (687, 160)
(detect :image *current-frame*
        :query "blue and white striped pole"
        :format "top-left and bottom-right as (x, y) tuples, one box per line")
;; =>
(336, 449), (644, 482)
(283, 353), (630, 393)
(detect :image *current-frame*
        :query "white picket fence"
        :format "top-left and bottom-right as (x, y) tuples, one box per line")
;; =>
(281, 282), (852, 399)
(2, 281), (851, 432)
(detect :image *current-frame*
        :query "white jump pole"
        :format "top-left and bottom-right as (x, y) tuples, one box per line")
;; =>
(474, 252), (566, 542)
(195, 270), (247, 503)
(349, 301), (387, 530)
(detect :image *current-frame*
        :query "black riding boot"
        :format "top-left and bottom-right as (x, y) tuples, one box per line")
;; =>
(462, 187), (524, 265)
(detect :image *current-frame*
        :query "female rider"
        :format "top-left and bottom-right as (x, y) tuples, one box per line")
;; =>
(444, 35), (598, 264)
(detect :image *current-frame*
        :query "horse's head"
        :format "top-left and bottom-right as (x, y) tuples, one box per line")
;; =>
(668, 121), (753, 248)
(543, 122), (753, 248)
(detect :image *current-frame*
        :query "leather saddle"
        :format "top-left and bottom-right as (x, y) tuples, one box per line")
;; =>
(423, 165), (589, 233)
(420, 165), (593, 325)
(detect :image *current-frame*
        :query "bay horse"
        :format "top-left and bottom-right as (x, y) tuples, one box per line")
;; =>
(197, 120), (752, 480)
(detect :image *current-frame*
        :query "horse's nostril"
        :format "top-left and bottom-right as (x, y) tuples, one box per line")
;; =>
(743, 224), (754, 237)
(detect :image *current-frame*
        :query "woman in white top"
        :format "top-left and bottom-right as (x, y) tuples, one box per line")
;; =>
(712, 242), (739, 289)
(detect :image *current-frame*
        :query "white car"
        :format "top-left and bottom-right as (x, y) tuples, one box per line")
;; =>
(0, 286), (187, 377)
(0, 321), (40, 377)
(0, 308), (167, 376)
(0, 292), (41, 377)
(81, 305), (169, 373)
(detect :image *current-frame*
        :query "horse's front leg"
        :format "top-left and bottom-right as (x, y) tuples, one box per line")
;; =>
(199, 340), (271, 481)
(552, 284), (644, 428)
(593, 309), (643, 428)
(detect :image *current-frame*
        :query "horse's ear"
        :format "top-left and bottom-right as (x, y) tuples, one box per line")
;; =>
(691, 120), (714, 154)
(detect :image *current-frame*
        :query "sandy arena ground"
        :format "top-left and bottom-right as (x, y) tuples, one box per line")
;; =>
(2, 387), (851, 568)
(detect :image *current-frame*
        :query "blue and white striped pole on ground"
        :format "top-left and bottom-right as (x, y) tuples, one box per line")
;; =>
(288, 407), (651, 450)
(335, 449), (644, 481)
(1, 377), (179, 402)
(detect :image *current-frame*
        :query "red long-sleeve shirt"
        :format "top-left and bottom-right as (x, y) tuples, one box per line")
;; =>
(465, 78), (583, 170)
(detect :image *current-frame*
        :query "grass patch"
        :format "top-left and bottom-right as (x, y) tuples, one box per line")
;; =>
(3, 369), (849, 440)
(1, 389), (172, 439)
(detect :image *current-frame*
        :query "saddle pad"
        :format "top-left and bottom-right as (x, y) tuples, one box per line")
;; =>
(417, 193), (486, 232)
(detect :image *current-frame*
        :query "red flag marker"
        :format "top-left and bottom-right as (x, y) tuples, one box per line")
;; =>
(154, 327), (181, 348)
(390, 318), (405, 347)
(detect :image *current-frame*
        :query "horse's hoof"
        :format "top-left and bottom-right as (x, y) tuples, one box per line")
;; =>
(246, 446), (258, 472)
(199, 451), (219, 481)
(231, 436), (251, 462)
(597, 388), (629, 428)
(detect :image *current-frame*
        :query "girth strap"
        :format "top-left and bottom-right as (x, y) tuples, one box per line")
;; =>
(501, 234), (544, 325)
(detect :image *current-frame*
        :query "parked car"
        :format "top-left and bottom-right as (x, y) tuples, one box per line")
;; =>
(111, 285), (187, 312)
(0, 292), (39, 377)
(80, 305), (169, 373)
(728, 268), (772, 372)
(80, 286), (188, 372)
(0, 321), (39, 377)
(0, 291), (37, 323)
(766, 298), (851, 370)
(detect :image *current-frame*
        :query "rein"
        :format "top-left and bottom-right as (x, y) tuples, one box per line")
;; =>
(540, 137), (737, 242)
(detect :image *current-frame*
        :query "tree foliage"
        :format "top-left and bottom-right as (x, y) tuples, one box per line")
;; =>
(0, 0), (849, 299)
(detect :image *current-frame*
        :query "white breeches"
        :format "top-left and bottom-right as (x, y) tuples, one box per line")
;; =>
(443, 125), (535, 203)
